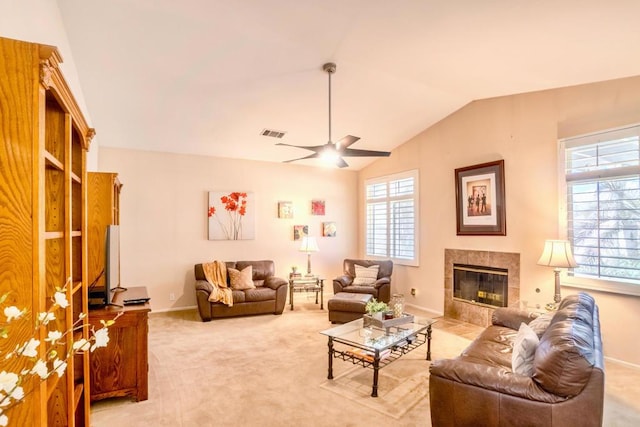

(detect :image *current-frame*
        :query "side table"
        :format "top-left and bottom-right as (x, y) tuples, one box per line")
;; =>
(289, 277), (324, 310)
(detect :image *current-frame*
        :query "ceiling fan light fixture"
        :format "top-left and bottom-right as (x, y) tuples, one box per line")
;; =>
(320, 145), (340, 165)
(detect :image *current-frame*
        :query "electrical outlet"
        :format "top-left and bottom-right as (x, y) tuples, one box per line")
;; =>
(169, 293), (175, 301)
(410, 288), (416, 296)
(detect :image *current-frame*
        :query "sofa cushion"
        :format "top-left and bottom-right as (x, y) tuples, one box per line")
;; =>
(512, 323), (539, 376)
(528, 312), (554, 338)
(236, 260), (274, 282)
(352, 264), (379, 285)
(460, 325), (515, 369)
(533, 294), (596, 397)
(229, 266), (255, 290)
(244, 287), (276, 302)
(232, 289), (246, 303)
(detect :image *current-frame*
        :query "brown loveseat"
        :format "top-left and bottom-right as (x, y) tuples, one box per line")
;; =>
(332, 259), (393, 303)
(194, 260), (288, 322)
(429, 292), (604, 427)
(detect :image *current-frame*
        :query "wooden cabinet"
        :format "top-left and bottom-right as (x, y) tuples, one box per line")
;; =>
(0, 37), (94, 425)
(87, 172), (122, 289)
(88, 289), (150, 402)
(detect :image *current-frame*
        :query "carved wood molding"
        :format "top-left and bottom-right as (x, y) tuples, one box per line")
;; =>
(38, 44), (94, 151)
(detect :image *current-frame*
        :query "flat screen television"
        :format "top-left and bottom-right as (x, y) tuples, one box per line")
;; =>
(104, 224), (121, 304)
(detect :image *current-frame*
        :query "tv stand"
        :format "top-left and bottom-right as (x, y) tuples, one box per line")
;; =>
(89, 286), (151, 402)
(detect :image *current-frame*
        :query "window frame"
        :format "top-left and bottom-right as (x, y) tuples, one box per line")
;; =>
(558, 124), (640, 297)
(364, 169), (419, 267)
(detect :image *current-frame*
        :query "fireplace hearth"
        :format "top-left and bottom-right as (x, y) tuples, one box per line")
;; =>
(444, 249), (520, 326)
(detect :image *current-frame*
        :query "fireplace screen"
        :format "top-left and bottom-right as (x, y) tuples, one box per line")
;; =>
(453, 264), (508, 308)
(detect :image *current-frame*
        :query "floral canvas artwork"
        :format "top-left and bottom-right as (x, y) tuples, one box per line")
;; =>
(208, 191), (256, 240)
(293, 225), (308, 241)
(311, 199), (325, 215)
(323, 222), (337, 237)
(278, 201), (293, 218)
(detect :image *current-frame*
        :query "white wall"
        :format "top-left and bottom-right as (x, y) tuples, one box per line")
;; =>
(98, 147), (357, 311)
(0, 0), (99, 170)
(360, 75), (640, 365)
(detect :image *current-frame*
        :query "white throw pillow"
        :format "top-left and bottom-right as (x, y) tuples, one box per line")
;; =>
(352, 264), (379, 286)
(228, 266), (255, 290)
(511, 322), (539, 376)
(528, 312), (554, 338)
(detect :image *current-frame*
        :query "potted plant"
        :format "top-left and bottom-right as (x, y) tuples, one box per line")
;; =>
(365, 298), (389, 319)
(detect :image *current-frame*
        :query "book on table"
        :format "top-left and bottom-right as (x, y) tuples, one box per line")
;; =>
(345, 348), (392, 362)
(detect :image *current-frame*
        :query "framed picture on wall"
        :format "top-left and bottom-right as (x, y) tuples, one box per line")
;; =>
(293, 225), (308, 241)
(278, 201), (293, 218)
(455, 160), (506, 236)
(208, 191), (256, 240)
(322, 222), (336, 237)
(311, 199), (325, 215)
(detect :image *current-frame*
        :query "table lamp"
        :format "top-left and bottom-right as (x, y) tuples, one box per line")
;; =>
(537, 239), (578, 305)
(299, 236), (319, 276)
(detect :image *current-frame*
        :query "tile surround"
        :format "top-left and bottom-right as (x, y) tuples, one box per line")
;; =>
(444, 249), (520, 327)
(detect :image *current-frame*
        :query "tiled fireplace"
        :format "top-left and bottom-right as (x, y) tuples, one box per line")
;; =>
(444, 249), (520, 327)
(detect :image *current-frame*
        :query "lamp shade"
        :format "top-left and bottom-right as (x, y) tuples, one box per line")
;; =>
(299, 236), (319, 253)
(537, 240), (578, 268)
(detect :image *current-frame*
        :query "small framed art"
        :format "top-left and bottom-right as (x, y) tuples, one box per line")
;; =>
(278, 201), (293, 218)
(293, 225), (308, 241)
(311, 199), (325, 215)
(322, 222), (336, 237)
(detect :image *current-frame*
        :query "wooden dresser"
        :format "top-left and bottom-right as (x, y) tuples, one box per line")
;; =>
(88, 288), (151, 402)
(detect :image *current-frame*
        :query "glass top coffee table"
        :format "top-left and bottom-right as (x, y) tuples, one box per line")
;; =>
(320, 315), (437, 397)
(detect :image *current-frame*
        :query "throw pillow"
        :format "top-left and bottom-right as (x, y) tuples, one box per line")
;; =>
(512, 322), (539, 376)
(228, 266), (255, 290)
(528, 312), (554, 338)
(352, 264), (379, 286)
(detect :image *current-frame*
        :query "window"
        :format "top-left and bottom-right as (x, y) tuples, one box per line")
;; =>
(561, 125), (640, 295)
(365, 170), (419, 266)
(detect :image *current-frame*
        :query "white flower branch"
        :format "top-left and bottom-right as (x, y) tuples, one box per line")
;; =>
(0, 278), (120, 426)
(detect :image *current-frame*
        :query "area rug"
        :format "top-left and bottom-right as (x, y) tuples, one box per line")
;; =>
(319, 329), (471, 419)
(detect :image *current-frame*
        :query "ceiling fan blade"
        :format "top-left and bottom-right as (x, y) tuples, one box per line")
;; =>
(341, 148), (391, 158)
(336, 135), (360, 150)
(276, 143), (325, 153)
(282, 152), (320, 163)
(336, 157), (349, 168)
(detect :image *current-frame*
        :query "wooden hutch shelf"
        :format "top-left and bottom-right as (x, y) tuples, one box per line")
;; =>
(0, 36), (95, 426)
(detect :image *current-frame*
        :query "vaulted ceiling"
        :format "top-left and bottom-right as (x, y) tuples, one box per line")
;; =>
(57, 1), (640, 169)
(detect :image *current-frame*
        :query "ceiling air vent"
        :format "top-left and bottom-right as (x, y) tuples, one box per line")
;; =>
(261, 128), (286, 139)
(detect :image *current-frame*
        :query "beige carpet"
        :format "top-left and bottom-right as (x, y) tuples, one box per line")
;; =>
(90, 303), (640, 427)
(319, 329), (470, 420)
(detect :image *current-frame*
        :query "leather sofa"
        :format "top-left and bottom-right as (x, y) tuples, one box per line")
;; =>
(429, 292), (604, 427)
(194, 260), (288, 322)
(332, 259), (393, 303)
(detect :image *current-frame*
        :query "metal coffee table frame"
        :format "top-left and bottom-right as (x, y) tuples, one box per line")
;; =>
(320, 316), (436, 397)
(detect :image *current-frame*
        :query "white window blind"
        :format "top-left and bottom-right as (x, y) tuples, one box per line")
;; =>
(365, 170), (418, 266)
(562, 125), (640, 290)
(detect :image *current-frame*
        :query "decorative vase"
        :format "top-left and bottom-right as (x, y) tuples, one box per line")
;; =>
(390, 293), (405, 318)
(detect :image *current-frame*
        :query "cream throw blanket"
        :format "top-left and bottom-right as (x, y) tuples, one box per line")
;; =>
(203, 260), (233, 307)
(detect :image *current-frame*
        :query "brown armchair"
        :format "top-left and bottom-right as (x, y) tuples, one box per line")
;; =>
(332, 259), (393, 303)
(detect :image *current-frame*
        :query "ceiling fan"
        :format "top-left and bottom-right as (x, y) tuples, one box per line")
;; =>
(277, 62), (391, 168)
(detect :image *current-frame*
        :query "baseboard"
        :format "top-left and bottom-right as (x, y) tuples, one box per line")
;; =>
(404, 302), (442, 317)
(150, 305), (198, 314)
(604, 356), (640, 370)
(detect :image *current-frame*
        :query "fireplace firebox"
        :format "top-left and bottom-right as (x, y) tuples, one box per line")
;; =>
(453, 264), (508, 308)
